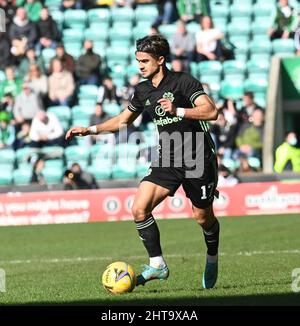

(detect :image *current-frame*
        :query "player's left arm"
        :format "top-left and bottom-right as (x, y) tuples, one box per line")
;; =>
(158, 94), (218, 121)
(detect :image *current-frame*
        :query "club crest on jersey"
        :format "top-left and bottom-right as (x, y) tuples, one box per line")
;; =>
(162, 92), (174, 103)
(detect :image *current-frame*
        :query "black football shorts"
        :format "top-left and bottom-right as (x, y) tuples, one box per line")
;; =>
(141, 157), (218, 209)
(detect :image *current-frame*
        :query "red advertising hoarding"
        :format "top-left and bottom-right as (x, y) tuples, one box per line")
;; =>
(0, 182), (299, 226)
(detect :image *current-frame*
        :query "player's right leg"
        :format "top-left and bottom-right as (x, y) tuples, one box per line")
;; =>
(132, 181), (171, 286)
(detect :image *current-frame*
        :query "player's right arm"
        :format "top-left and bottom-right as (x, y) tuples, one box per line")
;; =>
(65, 108), (140, 141)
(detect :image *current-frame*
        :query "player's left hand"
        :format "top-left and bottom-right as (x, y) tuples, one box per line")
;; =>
(157, 98), (176, 115)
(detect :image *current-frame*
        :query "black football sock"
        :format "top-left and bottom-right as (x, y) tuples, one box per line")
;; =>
(135, 215), (162, 258)
(202, 219), (220, 256)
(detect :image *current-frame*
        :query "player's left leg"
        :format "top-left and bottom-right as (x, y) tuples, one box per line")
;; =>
(192, 204), (219, 289)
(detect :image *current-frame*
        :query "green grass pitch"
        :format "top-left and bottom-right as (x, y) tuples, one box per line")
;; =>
(0, 214), (299, 305)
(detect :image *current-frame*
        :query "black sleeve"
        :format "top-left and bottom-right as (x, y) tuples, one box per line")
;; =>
(128, 87), (144, 113)
(180, 73), (206, 105)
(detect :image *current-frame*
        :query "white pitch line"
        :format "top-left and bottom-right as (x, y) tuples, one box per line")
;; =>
(0, 249), (299, 265)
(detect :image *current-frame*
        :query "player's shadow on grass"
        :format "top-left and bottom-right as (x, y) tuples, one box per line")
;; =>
(21, 292), (300, 306)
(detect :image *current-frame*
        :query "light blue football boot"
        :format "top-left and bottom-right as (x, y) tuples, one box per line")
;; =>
(202, 258), (218, 289)
(136, 265), (169, 286)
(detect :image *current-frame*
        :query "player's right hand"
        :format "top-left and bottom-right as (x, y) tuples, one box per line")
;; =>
(65, 126), (90, 141)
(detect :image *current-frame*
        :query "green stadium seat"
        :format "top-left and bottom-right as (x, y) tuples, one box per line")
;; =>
(126, 65), (140, 78)
(220, 80), (244, 100)
(87, 8), (111, 25)
(198, 61), (222, 77)
(229, 36), (249, 55)
(65, 145), (90, 162)
(0, 168), (13, 185)
(78, 85), (99, 100)
(112, 163), (136, 180)
(112, 21), (133, 30)
(63, 43), (82, 59)
(13, 167), (33, 185)
(88, 164), (112, 180)
(45, 0), (61, 11)
(84, 28), (108, 42)
(227, 22), (251, 37)
(158, 24), (177, 39)
(249, 39), (272, 54)
(111, 7), (134, 23)
(0, 70), (6, 82)
(250, 53), (270, 62)
(136, 162), (151, 178)
(62, 28), (84, 43)
(272, 39), (295, 55)
(109, 64), (127, 80)
(44, 159), (64, 169)
(186, 22), (200, 35)
(89, 21), (109, 31)
(47, 106), (71, 127)
(232, 0), (253, 5)
(42, 166), (64, 184)
(254, 93), (267, 108)
(253, 2), (276, 17)
(41, 146), (64, 159)
(64, 9), (87, 29)
(251, 19), (273, 36)
(223, 60), (246, 77)
(93, 143), (115, 161)
(16, 147), (39, 164)
(0, 148), (15, 164)
(116, 143), (139, 161)
(246, 59), (269, 73)
(51, 10), (64, 30)
(103, 102), (122, 117)
(212, 17), (227, 33)
(106, 47), (130, 63)
(133, 27), (148, 41)
(110, 40), (132, 49)
(135, 5), (158, 22)
(248, 157), (261, 169)
(66, 159), (89, 170)
(109, 29), (132, 43)
(229, 3), (252, 18)
(72, 118), (90, 127)
(211, 3), (229, 19)
(244, 78), (268, 93)
(41, 48), (56, 68)
(71, 105), (95, 121)
(222, 158), (237, 171)
(78, 99), (97, 108)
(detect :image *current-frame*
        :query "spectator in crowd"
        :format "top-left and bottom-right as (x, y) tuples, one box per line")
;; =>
(177, 0), (209, 23)
(29, 110), (64, 147)
(14, 120), (31, 149)
(274, 131), (300, 172)
(0, 93), (15, 116)
(17, 0), (43, 23)
(170, 20), (195, 71)
(36, 6), (61, 52)
(0, 111), (15, 148)
(239, 92), (260, 123)
(268, 0), (298, 40)
(0, 0), (17, 29)
(236, 154), (258, 173)
(217, 98), (238, 127)
(31, 155), (46, 185)
(171, 58), (184, 72)
(48, 58), (75, 106)
(196, 15), (224, 61)
(97, 76), (120, 105)
(90, 103), (111, 145)
(154, 0), (177, 26)
(120, 73), (141, 103)
(25, 64), (48, 100)
(217, 164), (239, 187)
(210, 111), (238, 160)
(114, 0), (135, 7)
(235, 108), (265, 160)
(0, 66), (23, 100)
(52, 43), (76, 74)
(13, 82), (43, 127)
(75, 40), (102, 86)
(9, 7), (37, 57)
(18, 46), (45, 78)
(63, 162), (98, 190)
(0, 33), (13, 70)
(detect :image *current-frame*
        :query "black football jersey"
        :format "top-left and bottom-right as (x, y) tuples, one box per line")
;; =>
(128, 69), (216, 165)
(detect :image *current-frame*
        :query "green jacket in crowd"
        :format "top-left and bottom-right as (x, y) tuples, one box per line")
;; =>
(274, 142), (300, 173)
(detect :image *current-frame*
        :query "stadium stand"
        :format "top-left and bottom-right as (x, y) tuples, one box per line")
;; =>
(0, 0), (299, 187)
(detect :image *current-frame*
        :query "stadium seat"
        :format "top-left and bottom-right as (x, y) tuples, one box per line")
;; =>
(44, 159), (64, 169)
(63, 42), (82, 59)
(229, 3), (252, 18)
(41, 48), (56, 69)
(78, 98), (97, 108)
(111, 7), (134, 23)
(16, 147), (39, 164)
(88, 163), (112, 180)
(78, 85), (99, 100)
(251, 19), (273, 36)
(253, 2), (276, 17)
(126, 65), (140, 78)
(47, 106), (71, 130)
(221, 158), (237, 171)
(198, 61), (222, 77)
(272, 39), (295, 55)
(65, 145), (90, 162)
(223, 60), (246, 80)
(136, 162), (151, 178)
(103, 102), (122, 117)
(249, 39), (272, 54)
(246, 59), (269, 74)
(112, 163), (136, 180)
(250, 53), (271, 62)
(71, 105), (95, 121)
(51, 10), (64, 30)
(220, 80), (244, 100)
(84, 27), (108, 42)
(186, 22), (200, 35)
(158, 24), (177, 39)
(212, 18), (227, 33)
(244, 78), (268, 93)
(87, 8), (111, 25)
(116, 143), (139, 161)
(45, 0), (61, 11)
(13, 167), (33, 185)
(227, 22), (251, 37)
(42, 166), (64, 184)
(41, 146), (64, 159)
(0, 168), (13, 185)
(92, 143), (115, 161)
(63, 10), (87, 29)
(248, 157), (261, 169)
(135, 5), (158, 22)
(0, 148), (15, 164)
(211, 3), (229, 19)
(109, 64), (127, 80)
(63, 28), (84, 43)
(133, 26), (149, 41)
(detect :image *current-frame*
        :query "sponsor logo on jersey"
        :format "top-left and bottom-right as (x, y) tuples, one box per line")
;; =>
(153, 116), (183, 126)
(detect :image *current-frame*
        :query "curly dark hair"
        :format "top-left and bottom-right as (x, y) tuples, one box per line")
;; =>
(136, 35), (170, 60)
